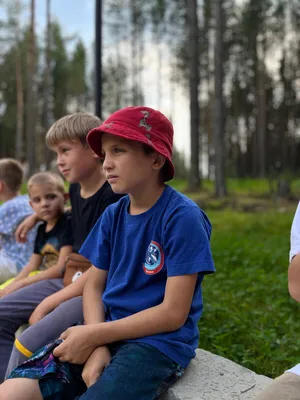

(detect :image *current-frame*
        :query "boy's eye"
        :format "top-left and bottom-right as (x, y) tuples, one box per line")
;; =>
(114, 147), (124, 153)
(46, 194), (57, 200)
(31, 198), (40, 204)
(62, 148), (69, 153)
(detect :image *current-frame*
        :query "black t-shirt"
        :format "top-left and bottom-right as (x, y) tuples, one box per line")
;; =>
(34, 212), (73, 268)
(69, 182), (124, 253)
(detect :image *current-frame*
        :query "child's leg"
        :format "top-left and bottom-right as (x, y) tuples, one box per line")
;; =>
(6, 296), (83, 378)
(256, 372), (300, 400)
(0, 252), (17, 284)
(0, 378), (42, 400)
(0, 279), (64, 383)
(78, 342), (184, 400)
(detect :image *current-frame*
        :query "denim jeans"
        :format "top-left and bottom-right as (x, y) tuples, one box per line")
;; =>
(76, 342), (185, 400)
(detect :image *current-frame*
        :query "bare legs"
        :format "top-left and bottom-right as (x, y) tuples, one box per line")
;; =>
(0, 378), (42, 400)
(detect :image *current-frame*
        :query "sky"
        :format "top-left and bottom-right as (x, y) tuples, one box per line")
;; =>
(31, 0), (192, 162)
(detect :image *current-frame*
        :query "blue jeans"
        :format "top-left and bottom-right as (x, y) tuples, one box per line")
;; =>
(76, 342), (185, 400)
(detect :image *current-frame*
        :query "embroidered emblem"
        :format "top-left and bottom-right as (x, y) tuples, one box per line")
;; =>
(143, 241), (164, 275)
(139, 111), (152, 132)
(104, 122), (113, 129)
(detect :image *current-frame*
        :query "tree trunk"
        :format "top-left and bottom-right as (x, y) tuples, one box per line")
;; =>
(26, 0), (36, 176)
(15, 0), (24, 161)
(187, 0), (201, 191)
(130, 0), (139, 105)
(213, 0), (227, 197)
(256, 46), (266, 178)
(15, 47), (24, 161)
(43, 0), (52, 169)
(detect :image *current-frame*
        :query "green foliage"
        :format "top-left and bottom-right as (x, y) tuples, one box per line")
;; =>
(200, 210), (299, 378)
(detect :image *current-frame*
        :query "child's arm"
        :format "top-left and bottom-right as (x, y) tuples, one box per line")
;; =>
(93, 273), (198, 341)
(15, 213), (40, 243)
(29, 268), (91, 325)
(288, 202), (300, 301)
(0, 245), (72, 297)
(83, 266), (108, 324)
(289, 255), (300, 301)
(14, 254), (43, 280)
(53, 271), (198, 364)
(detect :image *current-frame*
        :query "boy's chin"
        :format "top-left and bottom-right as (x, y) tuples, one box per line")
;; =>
(109, 185), (127, 195)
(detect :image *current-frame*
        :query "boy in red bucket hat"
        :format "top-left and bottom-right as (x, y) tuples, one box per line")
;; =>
(1, 106), (215, 400)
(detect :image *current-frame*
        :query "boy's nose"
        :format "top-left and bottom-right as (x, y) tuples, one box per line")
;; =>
(102, 157), (113, 171)
(56, 154), (65, 167)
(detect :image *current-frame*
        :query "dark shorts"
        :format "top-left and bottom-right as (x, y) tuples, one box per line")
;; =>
(8, 339), (86, 400)
(8, 340), (185, 400)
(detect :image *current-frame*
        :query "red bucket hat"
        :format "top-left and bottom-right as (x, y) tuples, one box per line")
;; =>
(87, 106), (175, 181)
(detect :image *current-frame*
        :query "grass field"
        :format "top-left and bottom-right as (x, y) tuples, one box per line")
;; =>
(199, 210), (300, 378)
(169, 178), (300, 378)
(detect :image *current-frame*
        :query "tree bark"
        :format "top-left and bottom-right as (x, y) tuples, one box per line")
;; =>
(26, 0), (37, 175)
(213, 0), (227, 197)
(187, 0), (201, 191)
(43, 0), (52, 169)
(256, 37), (266, 178)
(15, 0), (24, 161)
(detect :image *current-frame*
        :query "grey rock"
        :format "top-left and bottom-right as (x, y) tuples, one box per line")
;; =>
(162, 349), (273, 400)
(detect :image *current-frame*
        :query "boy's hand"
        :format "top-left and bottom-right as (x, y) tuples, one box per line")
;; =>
(53, 325), (98, 364)
(29, 296), (58, 325)
(0, 280), (23, 298)
(15, 214), (38, 243)
(82, 346), (111, 387)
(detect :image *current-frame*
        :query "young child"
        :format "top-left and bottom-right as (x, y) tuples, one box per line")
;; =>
(0, 113), (123, 384)
(0, 171), (73, 298)
(0, 159), (36, 284)
(0, 106), (215, 400)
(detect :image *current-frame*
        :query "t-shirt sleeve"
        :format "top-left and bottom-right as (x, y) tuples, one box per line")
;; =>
(58, 214), (73, 248)
(290, 202), (300, 262)
(163, 206), (215, 277)
(0, 199), (31, 235)
(79, 209), (111, 270)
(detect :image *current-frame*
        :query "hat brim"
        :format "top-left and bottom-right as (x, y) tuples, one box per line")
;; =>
(87, 124), (174, 181)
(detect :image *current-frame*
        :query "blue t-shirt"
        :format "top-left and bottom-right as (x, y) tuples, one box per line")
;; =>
(80, 185), (215, 368)
(0, 195), (36, 270)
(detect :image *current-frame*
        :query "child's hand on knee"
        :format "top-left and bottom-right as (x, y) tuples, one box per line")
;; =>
(82, 346), (111, 387)
(53, 325), (98, 364)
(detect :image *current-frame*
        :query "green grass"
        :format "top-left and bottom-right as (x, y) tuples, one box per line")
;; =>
(172, 177), (300, 197)
(199, 210), (299, 378)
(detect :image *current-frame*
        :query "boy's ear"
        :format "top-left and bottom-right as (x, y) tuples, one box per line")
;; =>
(64, 193), (69, 203)
(88, 147), (99, 159)
(152, 153), (166, 171)
(29, 199), (33, 209)
(0, 180), (3, 192)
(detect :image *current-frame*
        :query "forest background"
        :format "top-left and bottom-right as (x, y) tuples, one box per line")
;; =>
(1, 0), (300, 378)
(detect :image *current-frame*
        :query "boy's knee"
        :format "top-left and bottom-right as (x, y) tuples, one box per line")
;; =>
(257, 373), (300, 400)
(5, 341), (31, 379)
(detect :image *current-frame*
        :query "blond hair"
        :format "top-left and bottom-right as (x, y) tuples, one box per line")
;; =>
(28, 172), (65, 196)
(0, 158), (24, 192)
(46, 113), (102, 148)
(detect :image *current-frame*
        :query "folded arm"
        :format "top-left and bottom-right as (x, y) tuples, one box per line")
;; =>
(29, 267), (91, 325)
(88, 272), (198, 346)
